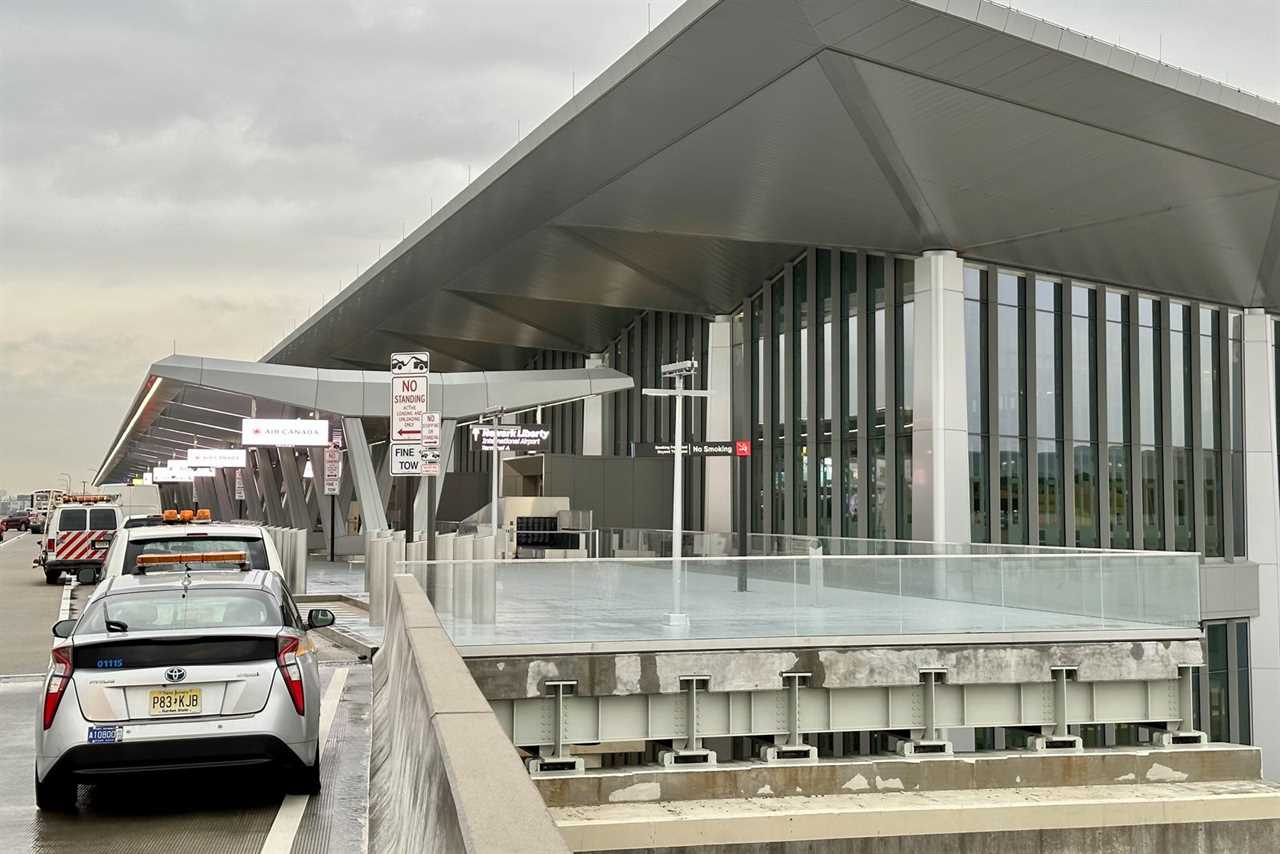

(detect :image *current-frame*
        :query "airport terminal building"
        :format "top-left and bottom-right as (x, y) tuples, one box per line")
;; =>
(268, 0), (1277, 751)
(100, 0), (1280, 809)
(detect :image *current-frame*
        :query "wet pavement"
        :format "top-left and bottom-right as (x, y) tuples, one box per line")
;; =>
(0, 528), (372, 853)
(0, 530), (67, 676)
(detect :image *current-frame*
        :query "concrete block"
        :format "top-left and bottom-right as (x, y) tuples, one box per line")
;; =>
(893, 739), (953, 757)
(758, 743), (818, 764)
(528, 756), (586, 777)
(660, 748), (717, 767)
(1154, 730), (1210, 747)
(1028, 734), (1084, 752)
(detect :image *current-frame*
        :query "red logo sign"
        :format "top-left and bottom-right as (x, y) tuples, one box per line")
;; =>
(734, 440), (752, 457)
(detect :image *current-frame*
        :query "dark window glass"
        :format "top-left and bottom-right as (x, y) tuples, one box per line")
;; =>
(88, 508), (117, 531)
(1207, 622), (1228, 742)
(751, 296), (764, 533)
(868, 256), (887, 534)
(999, 437), (1026, 544)
(771, 277), (785, 533)
(1074, 442), (1099, 548)
(1108, 444), (1132, 549)
(793, 258), (808, 534)
(842, 252), (859, 537)
(1237, 621), (1251, 744)
(1204, 449), (1223, 557)
(869, 436), (887, 539)
(1071, 287), (1096, 441)
(965, 268), (989, 543)
(897, 439), (912, 538)
(970, 434), (989, 544)
(1038, 440), (1063, 546)
(57, 509), (87, 532)
(1172, 447), (1194, 551)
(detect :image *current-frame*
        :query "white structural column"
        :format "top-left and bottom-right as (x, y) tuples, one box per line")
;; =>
(254, 449), (287, 526)
(211, 471), (235, 522)
(704, 317), (733, 532)
(1242, 309), (1280, 771)
(910, 250), (971, 543)
(343, 417), (390, 533)
(240, 456), (266, 522)
(277, 449), (312, 530)
(582, 353), (605, 455)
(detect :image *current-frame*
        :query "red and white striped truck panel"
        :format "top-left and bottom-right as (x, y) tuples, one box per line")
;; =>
(53, 530), (109, 562)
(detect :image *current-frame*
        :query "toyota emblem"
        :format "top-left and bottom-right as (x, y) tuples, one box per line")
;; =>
(164, 667), (187, 683)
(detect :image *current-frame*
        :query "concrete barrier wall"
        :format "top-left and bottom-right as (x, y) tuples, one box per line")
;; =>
(370, 574), (568, 854)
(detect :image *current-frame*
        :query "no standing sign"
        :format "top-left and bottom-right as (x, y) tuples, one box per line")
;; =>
(390, 352), (430, 476)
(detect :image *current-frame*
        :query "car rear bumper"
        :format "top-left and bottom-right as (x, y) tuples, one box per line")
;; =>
(44, 559), (103, 574)
(44, 734), (309, 781)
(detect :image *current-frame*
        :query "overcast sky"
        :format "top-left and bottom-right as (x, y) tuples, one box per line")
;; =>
(1, 1), (1276, 494)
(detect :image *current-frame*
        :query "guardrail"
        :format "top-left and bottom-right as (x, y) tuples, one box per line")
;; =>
(260, 525), (308, 592)
(369, 574), (568, 854)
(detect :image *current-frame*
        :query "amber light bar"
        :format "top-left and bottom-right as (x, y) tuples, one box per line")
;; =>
(136, 551), (249, 566)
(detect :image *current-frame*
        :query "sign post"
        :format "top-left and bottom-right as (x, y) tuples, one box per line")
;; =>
(234, 469), (246, 518)
(641, 360), (710, 628)
(323, 446), (342, 562)
(389, 352), (430, 479)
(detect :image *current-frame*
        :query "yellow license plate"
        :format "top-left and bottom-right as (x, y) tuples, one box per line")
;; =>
(148, 688), (202, 716)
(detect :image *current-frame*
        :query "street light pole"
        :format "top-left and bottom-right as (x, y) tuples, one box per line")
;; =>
(643, 360), (708, 628)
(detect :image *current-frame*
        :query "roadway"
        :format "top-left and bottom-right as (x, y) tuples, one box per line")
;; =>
(0, 527), (372, 853)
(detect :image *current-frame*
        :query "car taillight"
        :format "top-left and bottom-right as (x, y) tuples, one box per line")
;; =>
(47, 538), (55, 550)
(276, 636), (305, 715)
(43, 646), (73, 730)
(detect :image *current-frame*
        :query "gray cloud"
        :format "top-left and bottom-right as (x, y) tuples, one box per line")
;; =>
(1, 0), (1276, 492)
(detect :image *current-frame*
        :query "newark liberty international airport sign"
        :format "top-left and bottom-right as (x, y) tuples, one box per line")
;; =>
(469, 424), (551, 453)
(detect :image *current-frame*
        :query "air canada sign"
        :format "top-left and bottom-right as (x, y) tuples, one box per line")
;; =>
(240, 418), (330, 447)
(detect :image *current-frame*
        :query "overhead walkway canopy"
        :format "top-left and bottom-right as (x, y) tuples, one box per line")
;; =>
(93, 354), (632, 531)
(264, 0), (1280, 373)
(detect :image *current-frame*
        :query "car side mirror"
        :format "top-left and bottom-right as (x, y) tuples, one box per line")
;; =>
(52, 619), (76, 638)
(77, 567), (98, 585)
(307, 609), (335, 630)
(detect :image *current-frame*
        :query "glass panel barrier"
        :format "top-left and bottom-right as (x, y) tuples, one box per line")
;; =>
(398, 547), (1199, 648)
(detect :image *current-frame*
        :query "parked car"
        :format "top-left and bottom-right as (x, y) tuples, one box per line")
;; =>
(99, 517), (284, 581)
(40, 502), (123, 585)
(34, 568), (334, 810)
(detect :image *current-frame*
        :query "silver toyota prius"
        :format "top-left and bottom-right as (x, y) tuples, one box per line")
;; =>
(34, 566), (334, 811)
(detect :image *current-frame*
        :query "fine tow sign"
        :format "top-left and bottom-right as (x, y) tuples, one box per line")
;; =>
(323, 447), (341, 496)
(390, 352), (430, 477)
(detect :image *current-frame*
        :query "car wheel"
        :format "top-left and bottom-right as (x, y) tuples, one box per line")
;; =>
(44, 570), (62, 585)
(35, 773), (76, 812)
(284, 755), (321, 795)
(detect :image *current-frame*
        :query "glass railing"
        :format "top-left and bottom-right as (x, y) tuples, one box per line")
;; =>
(593, 528), (1145, 559)
(396, 548), (1200, 649)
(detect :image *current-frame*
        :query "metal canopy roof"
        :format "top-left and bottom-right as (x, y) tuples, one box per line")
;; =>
(264, 0), (1280, 374)
(96, 355), (632, 483)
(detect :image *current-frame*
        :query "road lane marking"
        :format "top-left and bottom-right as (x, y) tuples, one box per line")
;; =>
(0, 532), (28, 550)
(58, 580), (75, 621)
(260, 666), (350, 854)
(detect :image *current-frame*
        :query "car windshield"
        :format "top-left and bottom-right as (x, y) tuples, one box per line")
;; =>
(122, 536), (269, 573)
(76, 589), (282, 634)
